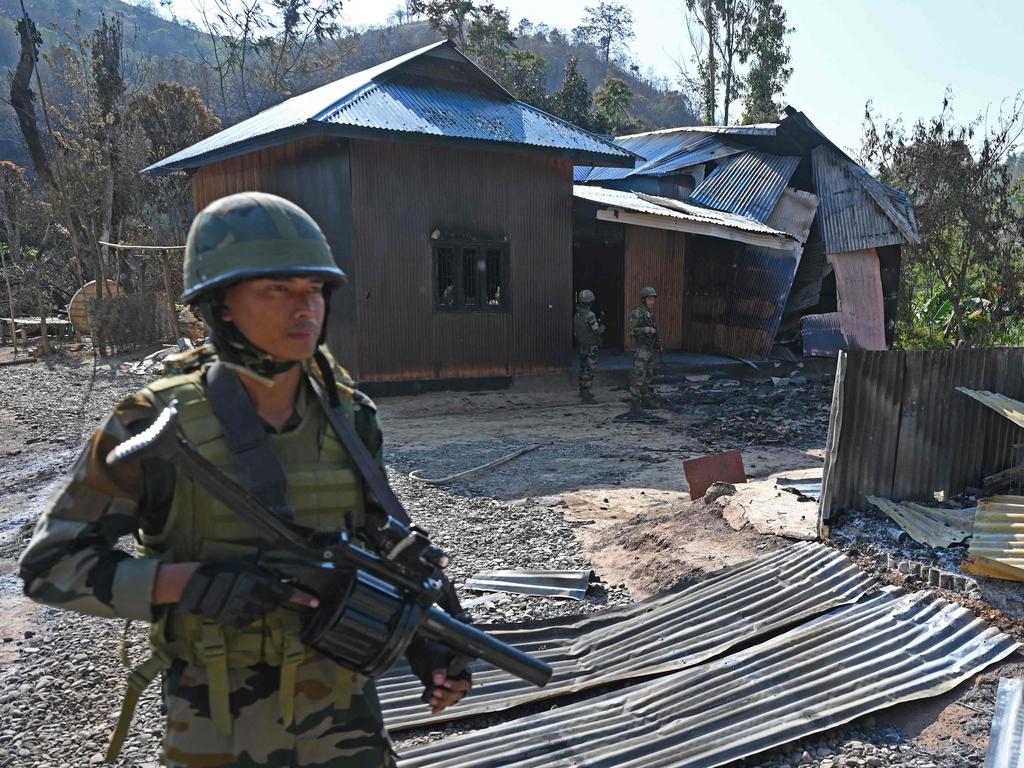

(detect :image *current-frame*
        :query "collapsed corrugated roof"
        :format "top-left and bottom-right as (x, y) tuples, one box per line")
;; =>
(400, 588), (1018, 767)
(574, 130), (745, 183)
(574, 185), (799, 250)
(380, 542), (873, 730)
(966, 495), (1024, 581)
(146, 41), (635, 174)
(812, 145), (921, 253)
(690, 151), (801, 222)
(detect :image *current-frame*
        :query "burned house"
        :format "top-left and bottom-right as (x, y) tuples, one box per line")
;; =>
(573, 108), (921, 358)
(145, 41), (633, 383)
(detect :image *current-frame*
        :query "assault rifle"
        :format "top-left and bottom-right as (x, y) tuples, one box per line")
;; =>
(107, 402), (552, 688)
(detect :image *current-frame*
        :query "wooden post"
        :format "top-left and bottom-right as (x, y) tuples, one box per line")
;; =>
(162, 252), (178, 342)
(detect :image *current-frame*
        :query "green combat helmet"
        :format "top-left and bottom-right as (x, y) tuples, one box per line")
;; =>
(578, 289), (595, 304)
(182, 191), (346, 303)
(640, 286), (657, 299)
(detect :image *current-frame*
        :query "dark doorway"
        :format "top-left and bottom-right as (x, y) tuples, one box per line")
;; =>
(573, 211), (625, 350)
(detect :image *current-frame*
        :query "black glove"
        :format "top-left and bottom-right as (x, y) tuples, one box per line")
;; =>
(177, 562), (291, 629)
(406, 636), (472, 702)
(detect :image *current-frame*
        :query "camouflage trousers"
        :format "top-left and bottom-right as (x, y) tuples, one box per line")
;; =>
(577, 345), (598, 392)
(162, 656), (396, 768)
(629, 346), (657, 400)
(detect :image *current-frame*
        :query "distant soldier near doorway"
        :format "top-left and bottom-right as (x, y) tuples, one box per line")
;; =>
(573, 289), (604, 403)
(628, 286), (661, 414)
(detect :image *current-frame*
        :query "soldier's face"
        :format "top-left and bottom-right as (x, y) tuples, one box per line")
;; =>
(643, 297), (656, 310)
(222, 277), (326, 361)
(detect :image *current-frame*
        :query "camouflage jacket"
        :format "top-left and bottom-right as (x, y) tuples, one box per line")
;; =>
(573, 304), (603, 348)
(18, 348), (384, 622)
(629, 304), (661, 351)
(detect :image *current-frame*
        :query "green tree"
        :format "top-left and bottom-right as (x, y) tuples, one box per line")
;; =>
(409, 0), (476, 48)
(594, 77), (635, 134)
(505, 49), (549, 109)
(684, 0), (752, 124)
(861, 93), (1024, 347)
(740, 0), (792, 124)
(550, 56), (594, 130)
(572, 2), (634, 65)
(465, 4), (515, 78)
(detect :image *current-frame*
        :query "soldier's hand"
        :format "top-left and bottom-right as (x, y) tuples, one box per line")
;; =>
(426, 668), (472, 714)
(176, 561), (302, 629)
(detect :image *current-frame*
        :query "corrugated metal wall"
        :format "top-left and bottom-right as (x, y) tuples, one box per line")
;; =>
(191, 136), (359, 365)
(622, 226), (685, 350)
(192, 136), (573, 382)
(830, 249), (887, 350)
(682, 235), (799, 358)
(820, 348), (1024, 519)
(350, 139), (572, 381)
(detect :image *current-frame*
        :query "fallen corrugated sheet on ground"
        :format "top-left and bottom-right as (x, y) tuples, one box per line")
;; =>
(464, 570), (593, 601)
(958, 387), (1024, 430)
(866, 496), (974, 549)
(399, 588), (1019, 768)
(381, 542), (874, 729)
(966, 495), (1024, 581)
(985, 678), (1024, 768)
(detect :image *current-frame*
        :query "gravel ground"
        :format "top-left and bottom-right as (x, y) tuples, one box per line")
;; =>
(1, 349), (1019, 768)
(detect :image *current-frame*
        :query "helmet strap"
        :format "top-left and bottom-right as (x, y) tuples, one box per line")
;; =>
(196, 295), (298, 379)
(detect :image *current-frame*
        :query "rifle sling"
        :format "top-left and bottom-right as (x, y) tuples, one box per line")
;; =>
(205, 362), (293, 519)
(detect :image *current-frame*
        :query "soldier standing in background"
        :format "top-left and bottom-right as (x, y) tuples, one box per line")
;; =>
(628, 286), (661, 414)
(573, 289), (604, 403)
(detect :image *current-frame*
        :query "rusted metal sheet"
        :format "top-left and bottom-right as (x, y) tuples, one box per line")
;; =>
(690, 151), (801, 222)
(985, 678), (1024, 768)
(622, 226), (685, 351)
(830, 249), (887, 350)
(399, 588), (1019, 767)
(819, 349), (1024, 520)
(683, 450), (746, 499)
(574, 185), (798, 250)
(350, 140), (572, 381)
(380, 542), (874, 730)
(464, 570), (593, 600)
(866, 496), (974, 548)
(966, 495), (1024, 581)
(149, 41), (632, 174)
(958, 388), (1024, 429)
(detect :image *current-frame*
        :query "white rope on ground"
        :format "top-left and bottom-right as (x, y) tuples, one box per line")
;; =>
(408, 443), (544, 486)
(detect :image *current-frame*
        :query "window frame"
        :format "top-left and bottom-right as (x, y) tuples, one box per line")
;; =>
(431, 235), (510, 313)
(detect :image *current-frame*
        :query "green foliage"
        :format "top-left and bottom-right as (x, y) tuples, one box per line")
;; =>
(740, 0), (791, 124)
(409, 0), (475, 48)
(571, 2), (634, 65)
(594, 77), (638, 134)
(551, 56), (596, 131)
(862, 93), (1024, 348)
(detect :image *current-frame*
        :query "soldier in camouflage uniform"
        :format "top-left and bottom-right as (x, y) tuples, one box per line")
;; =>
(19, 192), (469, 767)
(573, 289), (604, 403)
(628, 286), (662, 413)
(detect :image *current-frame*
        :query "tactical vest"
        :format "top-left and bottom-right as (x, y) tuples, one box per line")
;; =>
(107, 366), (367, 760)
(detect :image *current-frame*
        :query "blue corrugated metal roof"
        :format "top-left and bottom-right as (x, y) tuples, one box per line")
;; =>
(576, 129), (744, 183)
(145, 41), (634, 174)
(689, 151), (800, 221)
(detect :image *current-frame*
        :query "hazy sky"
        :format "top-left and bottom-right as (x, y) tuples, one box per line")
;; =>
(169, 0), (1022, 153)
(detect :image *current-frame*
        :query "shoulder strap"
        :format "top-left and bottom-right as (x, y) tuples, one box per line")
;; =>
(205, 361), (293, 519)
(305, 372), (412, 528)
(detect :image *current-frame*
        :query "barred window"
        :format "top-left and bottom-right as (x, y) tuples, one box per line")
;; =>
(432, 237), (508, 311)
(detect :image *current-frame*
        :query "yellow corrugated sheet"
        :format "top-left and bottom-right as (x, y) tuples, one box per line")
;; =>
(956, 388), (1024, 429)
(867, 496), (974, 549)
(965, 495), (1024, 581)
